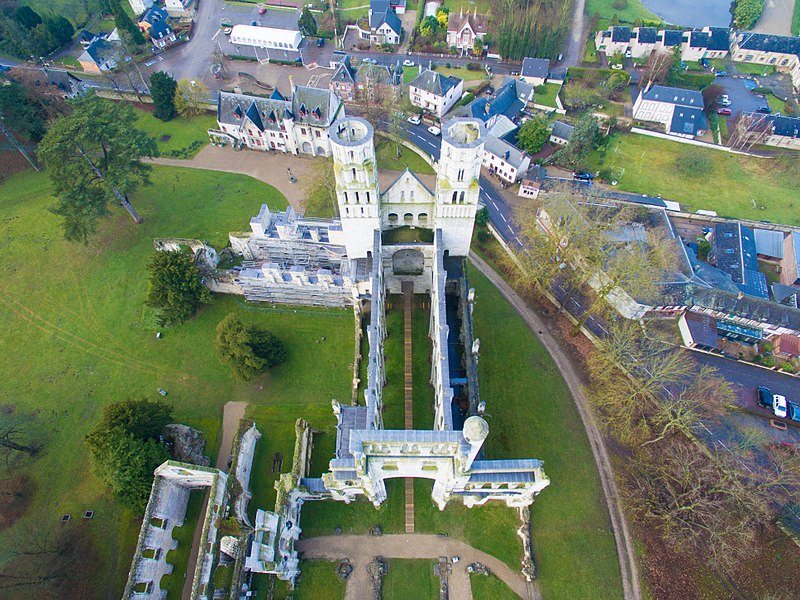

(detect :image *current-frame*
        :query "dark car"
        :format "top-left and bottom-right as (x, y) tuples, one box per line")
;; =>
(788, 401), (800, 423)
(757, 386), (772, 409)
(574, 172), (595, 181)
(715, 70), (727, 77)
(756, 105), (772, 114)
(717, 107), (732, 115)
(316, 37), (325, 47)
(485, 86), (495, 96)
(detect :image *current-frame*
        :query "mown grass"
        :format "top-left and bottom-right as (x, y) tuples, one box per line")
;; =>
(159, 489), (206, 599)
(794, 0), (800, 36)
(383, 560), (438, 600)
(585, 0), (658, 23)
(0, 165), (355, 598)
(274, 561), (346, 600)
(134, 108), (217, 157)
(434, 66), (489, 82)
(467, 265), (623, 599)
(376, 137), (436, 175)
(587, 132), (800, 225)
(470, 572), (520, 600)
(534, 82), (562, 108)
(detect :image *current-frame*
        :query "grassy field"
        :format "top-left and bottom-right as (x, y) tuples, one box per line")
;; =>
(470, 572), (519, 600)
(274, 561), (346, 600)
(134, 108), (217, 158)
(733, 62), (776, 76)
(376, 137), (436, 175)
(0, 165), (358, 598)
(534, 82), (562, 108)
(467, 266), (622, 599)
(585, 0), (658, 23)
(159, 490), (206, 599)
(587, 132), (800, 225)
(383, 560), (438, 600)
(404, 68), (419, 84)
(794, 0), (800, 35)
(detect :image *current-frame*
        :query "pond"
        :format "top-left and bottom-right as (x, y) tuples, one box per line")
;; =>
(641, 0), (733, 28)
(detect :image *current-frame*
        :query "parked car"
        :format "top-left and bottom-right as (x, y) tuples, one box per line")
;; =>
(757, 386), (773, 408)
(701, 58), (709, 68)
(611, 63), (624, 70)
(485, 86), (495, 95)
(719, 95), (731, 106)
(574, 171), (595, 181)
(407, 115), (421, 125)
(403, 59), (415, 67)
(625, 49), (632, 58)
(427, 125), (441, 136)
(316, 37), (325, 47)
(717, 107), (732, 115)
(223, 27), (232, 35)
(774, 394), (788, 419)
(158, 388), (168, 396)
(363, 57), (377, 64)
(715, 70), (727, 77)
(788, 401), (800, 423)
(757, 105), (772, 114)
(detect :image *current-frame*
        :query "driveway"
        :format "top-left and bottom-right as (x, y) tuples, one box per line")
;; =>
(754, 0), (796, 36)
(714, 76), (770, 116)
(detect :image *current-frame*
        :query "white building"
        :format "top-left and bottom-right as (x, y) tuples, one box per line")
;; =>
(210, 86), (345, 156)
(230, 24), (303, 51)
(127, 0), (153, 17)
(595, 25), (730, 62)
(409, 68), (463, 118)
(482, 135), (530, 184)
(633, 84), (707, 138)
(446, 7), (488, 51)
(730, 31), (800, 90)
(164, 0), (195, 18)
(520, 57), (550, 86)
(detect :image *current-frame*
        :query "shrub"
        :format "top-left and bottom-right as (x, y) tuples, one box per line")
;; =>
(466, 62), (482, 71)
(780, 362), (796, 373)
(762, 355), (776, 368)
(612, 0), (628, 9)
(675, 149), (713, 178)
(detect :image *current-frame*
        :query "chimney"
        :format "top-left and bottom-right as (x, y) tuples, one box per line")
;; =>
(289, 75), (296, 95)
(474, 6), (477, 17)
(460, 5), (463, 17)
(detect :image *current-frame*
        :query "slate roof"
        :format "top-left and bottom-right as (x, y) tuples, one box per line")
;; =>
(331, 61), (355, 85)
(410, 68), (461, 96)
(642, 84), (704, 107)
(772, 284), (799, 307)
(670, 106), (707, 136)
(484, 114), (517, 139)
(292, 86), (342, 126)
(140, 6), (168, 24)
(689, 30), (710, 48)
(79, 39), (119, 68)
(754, 228), (785, 258)
(551, 120), (574, 141)
(446, 11), (488, 35)
(521, 57), (550, 79)
(150, 19), (173, 40)
(484, 135), (527, 170)
(772, 115), (800, 138)
(735, 32), (800, 56)
(218, 91), (293, 132)
(521, 164), (546, 183)
(78, 30), (96, 42)
(661, 30), (684, 47)
(611, 26), (631, 42)
(713, 222), (769, 299)
(370, 1), (402, 34)
(707, 27), (730, 51)
(636, 27), (657, 44)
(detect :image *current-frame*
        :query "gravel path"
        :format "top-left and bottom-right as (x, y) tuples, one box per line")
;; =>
(469, 252), (642, 600)
(298, 534), (529, 599)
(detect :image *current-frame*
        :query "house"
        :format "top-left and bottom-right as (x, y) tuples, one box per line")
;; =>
(772, 332), (800, 357)
(482, 135), (530, 184)
(632, 84), (707, 138)
(520, 57), (550, 86)
(738, 112), (800, 150)
(77, 38), (119, 74)
(164, 0), (195, 18)
(518, 164), (546, 199)
(678, 310), (719, 351)
(127, 0), (153, 17)
(549, 120), (574, 145)
(330, 57), (356, 102)
(462, 77), (533, 122)
(330, 50), (349, 69)
(781, 232), (800, 286)
(45, 68), (86, 98)
(409, 68), (463, 118)
(149, 19), (177, 49)
(446, 7), (488, 51)
(710, 222), (769, 299)
(595, 26), (730, 61)
(730, 31), (800, 90)
(78, 30), (98, 48)
(230, 25), (303, 51)
(138, 6), (169, 35)
(364, 0), (402, 45)
(211, 86), (345, 156)
(355, 63), (396, 102)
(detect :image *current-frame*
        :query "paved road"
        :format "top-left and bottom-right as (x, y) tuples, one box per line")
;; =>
(754, 0), (796, 36)
(555, 0), (587, 75)
(469, 252), (641, 600)
(297, 534), (529, 600)
(691, 350), (799, 403)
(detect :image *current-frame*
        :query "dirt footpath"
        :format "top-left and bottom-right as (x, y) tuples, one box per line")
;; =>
(216, 400), (248, 470)
(298, 534), (530, 599)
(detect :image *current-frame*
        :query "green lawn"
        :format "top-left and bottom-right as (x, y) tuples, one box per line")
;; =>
(470, 572), (519, 600)
(765, 92), (788, 114)
(794, 0), (800, 35)
(587, 132), (800, 225)
(534, 83), (562, 108)
(404, 68), (419, 84)
(134, 108), (217, 158)
(275, 561), (346, 600)
(585, 0), (658, 24)
(440, 0), (494, 13)
(383, 560), (438, 600)
(159, 489), (206, 599)
(733, 62), (776, 76)
(376, 137), (436, 175)
(0, 165), (358, 598)
(434, 66), (489, 82)
(467, 266), (622, 599)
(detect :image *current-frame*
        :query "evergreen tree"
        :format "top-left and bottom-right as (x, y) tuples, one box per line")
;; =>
(145, 251), (212, 326)
(111, 0), (145, 45)
(45, 16), (75, 46)
(0, 81), (48, 142)
(13, 6), (43, 30)
(150, 71), (177, 121)
(38, 94), (158, 240)
(555, 113), (601, 168)
(297, 7), (317, 36)
(517, 115), (551, 155)
(216, 314), (287, 380)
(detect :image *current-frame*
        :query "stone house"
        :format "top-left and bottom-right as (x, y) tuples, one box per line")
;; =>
(632, 84), (707, 138)
(482, 135), (530, 184)
(595, 25), (729, 61)
(520, 57), (550, 86)
(518, 164), (546, 199)
(361, 0), (402, 45)
(149, 19), (177, 49)
(730, 31), (800, 90)
(330, 57), (356, 102)
(409, 68), (463, 118)
(549, 120), (574, 146)
(137, 6), (169, 35)
(446, 7), (488, 51)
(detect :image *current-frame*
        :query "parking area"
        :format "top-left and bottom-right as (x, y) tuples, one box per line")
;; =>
(713, 76), (770, 116)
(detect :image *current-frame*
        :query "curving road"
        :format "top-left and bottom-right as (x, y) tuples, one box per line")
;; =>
(469, 252), (642, 600)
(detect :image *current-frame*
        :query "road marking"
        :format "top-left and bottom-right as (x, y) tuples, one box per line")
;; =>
(492, 202), (499, 210)
(212, 29), (220, 41)
(515, 236), (522, 245)
(499, 212), (507, 222)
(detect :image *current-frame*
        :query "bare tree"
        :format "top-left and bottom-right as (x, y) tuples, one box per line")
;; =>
(729, 112), (772, 152)
(642, 50), (672, 88)
(302, 158), (338, 218)
(0, 412), (43, 465)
